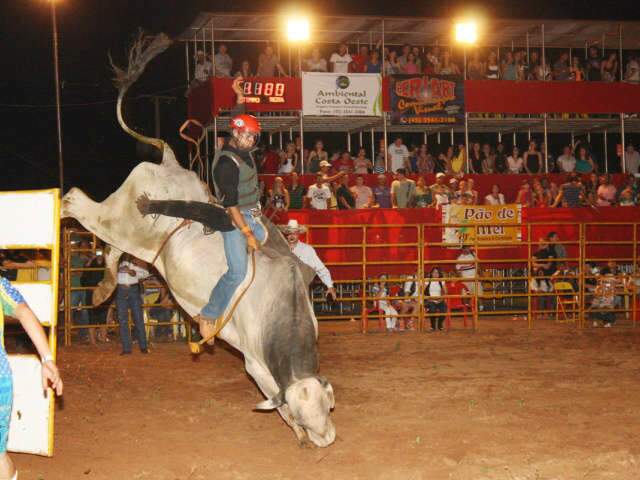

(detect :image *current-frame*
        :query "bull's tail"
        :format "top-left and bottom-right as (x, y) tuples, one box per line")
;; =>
(109, 31), (173, 153)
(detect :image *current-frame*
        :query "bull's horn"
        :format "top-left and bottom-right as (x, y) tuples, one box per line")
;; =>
(254, 391), (285, 411)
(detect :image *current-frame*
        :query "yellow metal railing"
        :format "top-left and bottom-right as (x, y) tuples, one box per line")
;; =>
(59, 221), (640, 342)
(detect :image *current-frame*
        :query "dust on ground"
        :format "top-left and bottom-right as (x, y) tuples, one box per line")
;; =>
(17, 321), (640, 480)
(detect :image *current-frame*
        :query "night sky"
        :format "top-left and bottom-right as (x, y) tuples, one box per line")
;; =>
(1, 1), (639, 199)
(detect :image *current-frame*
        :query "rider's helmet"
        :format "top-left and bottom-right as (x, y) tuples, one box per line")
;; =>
(230, 114), (261, 149)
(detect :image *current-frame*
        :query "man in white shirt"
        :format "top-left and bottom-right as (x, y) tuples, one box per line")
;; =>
(306, 173), (332, 210)
(388, 138), (410, 173)
(213, 44), (233, 77)
(455, 245), (483, 296)
(194, 50), (212, 82)
(624, 143), (640, 174)
(556, 146), (576, 173)
(330, 44), (353, 73)
(116, 255), (151, 355)
(280, 220), (336, 300)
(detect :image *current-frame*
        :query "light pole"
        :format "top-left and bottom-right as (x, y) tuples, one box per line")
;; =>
(50, 0), (64, 193)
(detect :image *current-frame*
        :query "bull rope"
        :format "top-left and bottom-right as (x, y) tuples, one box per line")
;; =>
(150, 218), (192, 265)
(189, 249), (256, 354)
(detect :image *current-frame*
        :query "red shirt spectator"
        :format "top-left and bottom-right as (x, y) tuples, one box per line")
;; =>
(333, 152), (354, 173)
(350, 46), (369, 73)
(261, 148), (281, 174)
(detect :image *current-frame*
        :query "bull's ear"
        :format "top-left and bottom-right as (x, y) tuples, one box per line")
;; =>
(255, 391), (284, 411)
(317, 377), (335, 409)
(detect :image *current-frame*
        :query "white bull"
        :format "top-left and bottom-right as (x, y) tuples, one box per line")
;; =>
(61, 153), (336, 447)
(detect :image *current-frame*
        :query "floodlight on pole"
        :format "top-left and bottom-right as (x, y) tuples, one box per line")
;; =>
(455, 21), (478, 45)
(286, 17), (310, 42)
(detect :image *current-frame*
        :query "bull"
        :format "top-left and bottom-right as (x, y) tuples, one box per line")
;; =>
(60, 32), (336, 447)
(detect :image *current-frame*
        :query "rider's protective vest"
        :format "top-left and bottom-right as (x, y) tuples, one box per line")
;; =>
(211, 149), (260, 210)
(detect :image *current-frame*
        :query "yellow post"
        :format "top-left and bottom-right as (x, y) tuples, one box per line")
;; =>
(361, 225), (367, 334)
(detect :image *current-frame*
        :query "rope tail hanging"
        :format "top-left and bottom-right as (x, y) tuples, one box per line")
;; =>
(179, 119), (206, 181)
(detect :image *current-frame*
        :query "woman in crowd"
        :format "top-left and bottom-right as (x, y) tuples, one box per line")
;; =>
(515, 181), (533, 207)
(532, 180), (551, 207)
(278, 143), (298, 174)
(570, 56), (585, 81)
(305, 47), (328, 72)
(424, 267), (447, 332)
(438, 50), (460, 75)
(307, 140), (329, 174)
(507, 146), (524, 174)
(481, 143), (496, 173)
(486, 51), (500, 79)
(438, 146), (455, 174)
(524, 140), (543, 175)
(373, 144), (386, 174)
(234, 60), (253, 78)
(353, 148), (373, 174)
(397, 274), (419, 331)
(467, 50), (485, 79)
(601, 52), (618, 82)
(334, 151), (354, 173)
(450, 144), (467, 175)
(583, 172), (600, 204)
(402, 52), (420, 74)
(415, 145), (435, 174)
(575, 146), (596, 174)
(384, 50), (401, 76)
(469, 142), (483, 174)
(412, 177), (432, 208)
(465, 178), (479, 205)
(266, 176), (290, 212)
(366, 50), (382, 73)
(484, 184), (505, 205)
(372, 275), (399, 332)
(494, 143), (508, 173)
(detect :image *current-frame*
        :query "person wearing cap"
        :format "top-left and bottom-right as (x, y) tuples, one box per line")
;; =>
(318, 160), (344, 184)
(280, 220), (336, 300)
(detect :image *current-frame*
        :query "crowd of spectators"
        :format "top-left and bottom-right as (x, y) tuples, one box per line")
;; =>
(192, 42), (640, 83)
(257, 136), (640, 212)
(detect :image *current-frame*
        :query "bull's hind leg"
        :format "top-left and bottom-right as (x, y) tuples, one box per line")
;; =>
(244, 357), (309, 446)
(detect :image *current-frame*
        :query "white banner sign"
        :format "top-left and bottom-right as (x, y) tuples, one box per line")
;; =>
(302, 73), (382, 116)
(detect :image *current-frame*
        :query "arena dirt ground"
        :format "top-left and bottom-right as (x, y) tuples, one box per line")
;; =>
(15, 320), (640, 480)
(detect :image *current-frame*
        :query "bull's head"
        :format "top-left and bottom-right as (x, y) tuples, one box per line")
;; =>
(256, 376), (336, 447)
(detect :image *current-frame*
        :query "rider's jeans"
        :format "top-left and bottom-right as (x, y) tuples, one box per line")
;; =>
(201, 211), (265, 320)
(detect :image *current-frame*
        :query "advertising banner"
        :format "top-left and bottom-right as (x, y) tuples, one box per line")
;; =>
(302, 73), (382, 116)
(442, 204), (522, 245)
(389, 74), (464, 125)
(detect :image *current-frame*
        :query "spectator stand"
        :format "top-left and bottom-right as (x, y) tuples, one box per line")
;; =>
(181, 14), (640, 175)
(61, 225), (187, 346)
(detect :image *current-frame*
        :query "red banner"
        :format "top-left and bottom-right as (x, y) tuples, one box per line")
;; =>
(212, 77), (301, 113)
(463, 80), (640, 114)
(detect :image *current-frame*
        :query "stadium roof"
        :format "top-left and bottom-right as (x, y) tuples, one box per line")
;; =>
(179, 13), (640, 49)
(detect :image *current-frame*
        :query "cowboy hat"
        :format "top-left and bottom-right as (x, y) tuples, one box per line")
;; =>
(279, 219), (308, 234)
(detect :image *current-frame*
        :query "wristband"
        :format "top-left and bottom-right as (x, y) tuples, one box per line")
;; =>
(41, 354), (54, 365)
